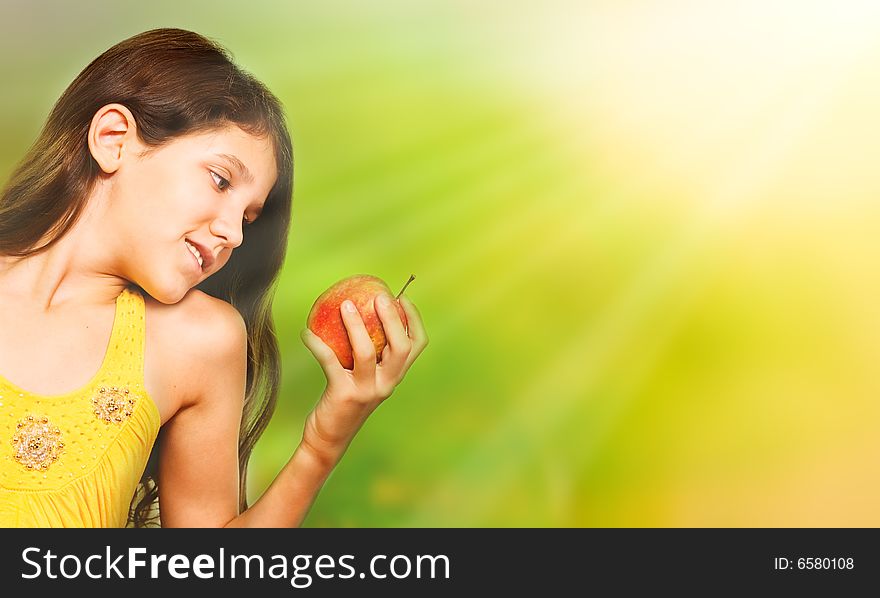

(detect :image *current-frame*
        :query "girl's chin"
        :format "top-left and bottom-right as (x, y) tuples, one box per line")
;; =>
(141, 279), (193, 305)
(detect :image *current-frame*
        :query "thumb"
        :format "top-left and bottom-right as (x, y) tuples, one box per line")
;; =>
(301, 329), (344, 383)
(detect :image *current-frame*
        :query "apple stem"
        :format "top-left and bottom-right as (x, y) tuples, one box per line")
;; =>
(396, 274), (416, 300)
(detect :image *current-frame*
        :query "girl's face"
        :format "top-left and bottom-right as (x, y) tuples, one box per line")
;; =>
(106, 125), (278, 304)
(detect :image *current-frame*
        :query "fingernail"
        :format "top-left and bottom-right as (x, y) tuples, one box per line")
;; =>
(377, 294), (391, 308)
(343, 300), (356, 312)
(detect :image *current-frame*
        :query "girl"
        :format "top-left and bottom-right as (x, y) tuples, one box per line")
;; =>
(0, 28), (427, 527)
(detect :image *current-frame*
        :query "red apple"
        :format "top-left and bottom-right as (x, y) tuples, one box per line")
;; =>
(307, 274), (414, 370)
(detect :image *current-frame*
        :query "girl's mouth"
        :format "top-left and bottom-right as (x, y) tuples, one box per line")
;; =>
(184, 238), (216, 274)
(185, 239), (204, 271)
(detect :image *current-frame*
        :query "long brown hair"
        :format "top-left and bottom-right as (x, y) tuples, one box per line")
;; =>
(0, 28), (294, 526)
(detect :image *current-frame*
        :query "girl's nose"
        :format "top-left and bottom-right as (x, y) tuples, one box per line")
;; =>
(209, 213), (244, 248)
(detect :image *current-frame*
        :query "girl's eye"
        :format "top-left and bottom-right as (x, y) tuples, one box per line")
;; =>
(210, 170), (231, 192)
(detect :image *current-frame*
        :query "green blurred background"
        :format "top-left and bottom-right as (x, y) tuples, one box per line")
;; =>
(3, 0), (880, 526)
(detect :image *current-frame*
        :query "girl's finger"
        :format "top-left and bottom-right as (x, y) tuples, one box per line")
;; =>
(398, 295), (428, 372)
(300, 328), (346, 385)
(376, 293), (411, 371)
(340, 300), (377, 384)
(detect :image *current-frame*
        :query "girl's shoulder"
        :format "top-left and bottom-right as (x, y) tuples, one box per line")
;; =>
(143, 288), (245, 344)
(142, 289), (247, 423)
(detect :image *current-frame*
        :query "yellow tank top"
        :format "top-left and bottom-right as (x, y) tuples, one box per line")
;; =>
(0, 286), (161, 527)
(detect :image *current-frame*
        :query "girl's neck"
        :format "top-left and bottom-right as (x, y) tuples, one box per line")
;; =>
(0, 191), (130, 311)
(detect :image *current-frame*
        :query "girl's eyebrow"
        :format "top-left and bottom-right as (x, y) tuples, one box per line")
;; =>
(215, 153), (255, 184)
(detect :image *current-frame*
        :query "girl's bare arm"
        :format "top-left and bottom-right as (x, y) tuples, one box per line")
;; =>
(156, 298), (246, 527)
(225, 294), (429, 527)
(158, 294), (427, 527)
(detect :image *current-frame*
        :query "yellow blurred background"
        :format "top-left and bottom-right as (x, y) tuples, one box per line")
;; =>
(2, 0), (880, 526)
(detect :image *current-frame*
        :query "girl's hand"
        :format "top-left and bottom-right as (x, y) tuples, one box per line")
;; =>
(299, 294), (428, 462)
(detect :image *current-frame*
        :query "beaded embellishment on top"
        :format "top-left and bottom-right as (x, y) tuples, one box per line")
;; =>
(92, 386), (135, 423)
(11, 415), (64, 471)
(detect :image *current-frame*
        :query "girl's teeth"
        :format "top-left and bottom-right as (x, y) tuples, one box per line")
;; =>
(185, 241), (204, 267)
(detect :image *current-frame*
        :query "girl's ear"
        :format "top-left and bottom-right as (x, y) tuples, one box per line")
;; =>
(88, 103), (139, 174)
